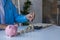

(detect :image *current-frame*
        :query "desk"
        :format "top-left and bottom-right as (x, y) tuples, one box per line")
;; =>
(0, 25), (60, 40)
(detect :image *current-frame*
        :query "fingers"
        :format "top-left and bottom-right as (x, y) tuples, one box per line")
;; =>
(30, 12), (35, 21)
(26, 12), (35, 22)
(29, 14), (33, 21)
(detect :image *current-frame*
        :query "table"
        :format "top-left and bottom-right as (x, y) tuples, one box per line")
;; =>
(0, 25), (60, 40)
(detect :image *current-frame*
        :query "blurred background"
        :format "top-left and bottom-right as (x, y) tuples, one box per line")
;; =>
(42, 0), (60, 26)
(12, 0), (42, 24)
(12, 0), (60, 26)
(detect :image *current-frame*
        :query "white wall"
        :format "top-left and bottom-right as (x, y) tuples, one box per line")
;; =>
(20, 0), (42, 23)
(12, 0), (42, 23)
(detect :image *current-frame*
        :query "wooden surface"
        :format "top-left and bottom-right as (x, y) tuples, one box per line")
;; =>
(0, 24), (7, 30)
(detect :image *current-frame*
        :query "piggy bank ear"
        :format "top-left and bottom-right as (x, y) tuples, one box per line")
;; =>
(9, 25), (12, 29)
(14, 25), (18, 27)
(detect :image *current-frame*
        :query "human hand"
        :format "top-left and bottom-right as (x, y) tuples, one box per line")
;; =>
(26, 12), (35, 22)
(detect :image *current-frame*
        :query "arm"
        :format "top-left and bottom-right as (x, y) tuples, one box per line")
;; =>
(10, 0), (35, 23)
(12, 3), (28, 23)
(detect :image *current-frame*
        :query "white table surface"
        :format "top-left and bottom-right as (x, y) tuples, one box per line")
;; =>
(0, 25), (60, 40)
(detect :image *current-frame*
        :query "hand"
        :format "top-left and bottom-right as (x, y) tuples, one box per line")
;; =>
(26, 12), (35, 22)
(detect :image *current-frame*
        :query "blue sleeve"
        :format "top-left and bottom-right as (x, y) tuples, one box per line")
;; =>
(12, 2), (28, 23)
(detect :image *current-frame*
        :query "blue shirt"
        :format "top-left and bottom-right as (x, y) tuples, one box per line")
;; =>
(0, 0), (5, 24)
(0, 0), (28, 24)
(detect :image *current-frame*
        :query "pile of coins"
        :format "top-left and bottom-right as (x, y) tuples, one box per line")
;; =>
(17, 24), (34, 35)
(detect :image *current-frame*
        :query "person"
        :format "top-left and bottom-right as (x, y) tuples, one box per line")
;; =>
(0, 0), (35, 29)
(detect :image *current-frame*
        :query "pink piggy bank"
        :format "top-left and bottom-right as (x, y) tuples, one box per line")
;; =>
(5, 25), (18, 37)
